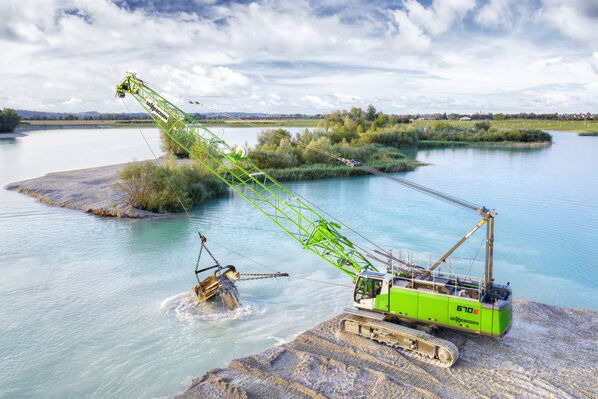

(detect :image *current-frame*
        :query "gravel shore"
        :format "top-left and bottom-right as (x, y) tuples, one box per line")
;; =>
(4, 163), (157, 218)
(176, 300), (598, 399)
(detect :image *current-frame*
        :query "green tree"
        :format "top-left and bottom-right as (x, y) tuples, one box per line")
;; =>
(304, 136), (333, 164)
(374, 113), (388, 128)
(366, 105), (377, 121)
(0, 108), (21, 133)
(257, 128), (292, 148)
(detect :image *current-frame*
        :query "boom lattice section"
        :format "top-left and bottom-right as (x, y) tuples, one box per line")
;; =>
(116, 73), (374, 278)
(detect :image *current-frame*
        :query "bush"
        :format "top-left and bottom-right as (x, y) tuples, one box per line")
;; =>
(433, 121), (451, 131)
(358, 126), (417, 148)
(474, 121), (491, 131)
(160, 129), (195, 158)
(257, 128), (292, 147)
(304, 137), (333, 164)
(248, 148), (301, 169)
(417, 125), (551, 144)
(0, 108), (21, 133)
(114, 160), (228, 213)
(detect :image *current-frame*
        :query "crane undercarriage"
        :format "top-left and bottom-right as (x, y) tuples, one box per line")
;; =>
(340, 308), (459, 368)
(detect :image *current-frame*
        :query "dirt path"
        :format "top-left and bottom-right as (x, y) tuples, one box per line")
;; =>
(176, 300), (598, 399)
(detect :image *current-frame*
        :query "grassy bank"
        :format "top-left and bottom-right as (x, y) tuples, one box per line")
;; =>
(201, 119), (320, 128)
(578, 131), (598, 136)
(22, 117), (595, 132)
(413, 119), (598, 132)
(265, 159), (418, 181)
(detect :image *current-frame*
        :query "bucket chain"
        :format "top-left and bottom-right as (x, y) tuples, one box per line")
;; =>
(237, 272), (289, 281)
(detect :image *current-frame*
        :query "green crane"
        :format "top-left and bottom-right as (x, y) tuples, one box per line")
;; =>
(116, 72), (372, 279)
(116, 72), (513, 368)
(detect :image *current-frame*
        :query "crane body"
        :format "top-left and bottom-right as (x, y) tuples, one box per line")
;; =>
(116, 73), (512, 367)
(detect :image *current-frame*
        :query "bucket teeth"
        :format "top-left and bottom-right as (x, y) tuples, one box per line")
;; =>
(192, 272), (241, 309)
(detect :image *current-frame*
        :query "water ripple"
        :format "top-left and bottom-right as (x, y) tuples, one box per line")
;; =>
(160, 291), (258, 322)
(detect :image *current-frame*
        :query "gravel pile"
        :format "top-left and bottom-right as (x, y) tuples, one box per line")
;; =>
(176, 300), (597, 399)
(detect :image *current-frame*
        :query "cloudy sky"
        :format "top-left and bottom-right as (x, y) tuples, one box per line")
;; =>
(1, 0), (597, 114)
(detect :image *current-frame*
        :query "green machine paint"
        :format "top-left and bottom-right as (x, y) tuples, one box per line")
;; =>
(116, 73), (513, 367)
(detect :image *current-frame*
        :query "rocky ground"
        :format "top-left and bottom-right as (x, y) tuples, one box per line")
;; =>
(5, 163), (157, 218)
(176, 300), (598, 399)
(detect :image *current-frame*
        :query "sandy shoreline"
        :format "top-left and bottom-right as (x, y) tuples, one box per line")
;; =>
(175, 300), (597, 399)
(4, 162), (159, 218)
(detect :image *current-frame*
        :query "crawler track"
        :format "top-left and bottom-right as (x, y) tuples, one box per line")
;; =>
(340, 310), (459, 368)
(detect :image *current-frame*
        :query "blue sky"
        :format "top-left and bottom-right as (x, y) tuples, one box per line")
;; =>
(1, 0), (597, 113)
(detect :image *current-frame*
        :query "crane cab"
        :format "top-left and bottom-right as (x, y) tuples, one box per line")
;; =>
(352, 270), (512, 338)
(353, 272), (391, 311)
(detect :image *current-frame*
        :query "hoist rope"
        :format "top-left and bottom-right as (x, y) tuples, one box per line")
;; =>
(142, 81), (395, 259)
(144, 80), (485, 216)
(121, 97), (351, 289)
(211, 241), (352, 288)
(144, 82), (348, 163)
(122, 98), (228, 270)
(130, 79), (492, 284)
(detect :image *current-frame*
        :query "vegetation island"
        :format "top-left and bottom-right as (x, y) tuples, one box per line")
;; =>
(114, 106), (552, 213)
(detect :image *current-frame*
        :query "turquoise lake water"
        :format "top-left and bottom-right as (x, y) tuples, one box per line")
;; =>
(1, 128), (597, 398)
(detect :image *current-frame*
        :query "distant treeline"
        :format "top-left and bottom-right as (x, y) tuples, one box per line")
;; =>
(443, 112), (597, 121)
(20, 107), (597, 122)
(21, 112), (318, 121)
(23, 113), (152, 121)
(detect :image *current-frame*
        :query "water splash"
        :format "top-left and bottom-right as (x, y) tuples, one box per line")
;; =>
(160, 291), (256, 322)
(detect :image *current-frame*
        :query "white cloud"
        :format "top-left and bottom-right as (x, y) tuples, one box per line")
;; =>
(592, 52), (598, 74)
(390, 8), (431, 52)
(63, 96), (82, 106)
(302, 95), (333, 109)
(389, 0), (475, 52)
(538, 0), (598, 44)
(475, 0), (513, 28)
(406, 0), (476, 35)
(0, 0), (597, 114)
(334, 93), (361, 103)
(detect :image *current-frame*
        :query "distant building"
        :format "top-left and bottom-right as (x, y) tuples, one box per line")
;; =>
(460, 116), (471, 121)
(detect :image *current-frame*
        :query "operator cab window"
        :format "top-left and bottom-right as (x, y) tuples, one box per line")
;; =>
(355, 277), (382, 302)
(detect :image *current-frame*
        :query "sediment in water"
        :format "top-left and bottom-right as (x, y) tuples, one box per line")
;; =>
(175, 300), (598, 399)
